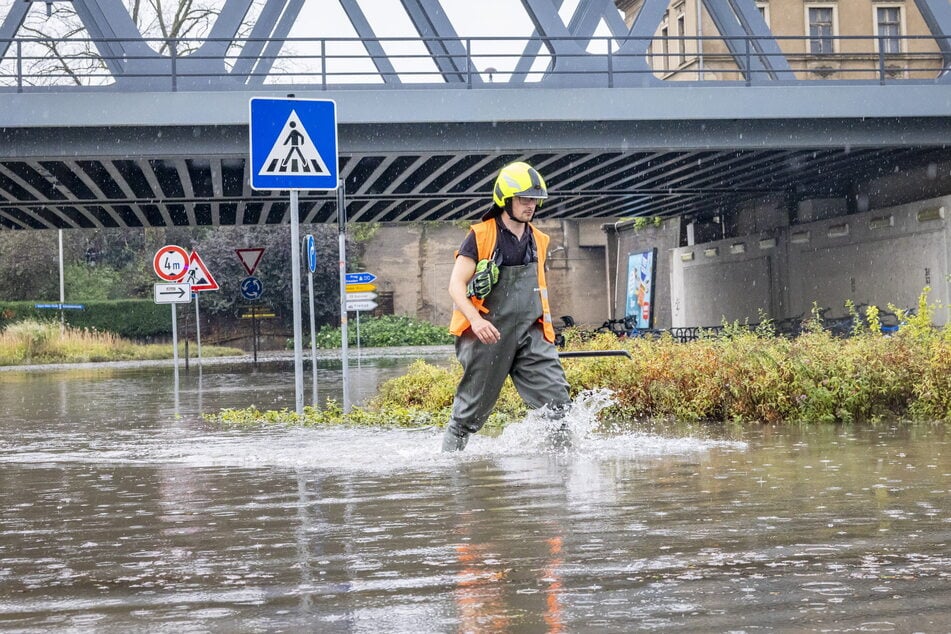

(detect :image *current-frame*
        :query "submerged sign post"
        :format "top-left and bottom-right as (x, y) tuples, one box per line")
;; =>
(345, 272), (378, 357)
(152, 244), (190, 391)
(250, 97), (339, 414)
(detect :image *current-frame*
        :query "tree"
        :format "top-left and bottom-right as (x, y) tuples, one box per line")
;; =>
(0, 230), (60, 300)
(2, 1), (261, 87)
(188, 224), (345, 329)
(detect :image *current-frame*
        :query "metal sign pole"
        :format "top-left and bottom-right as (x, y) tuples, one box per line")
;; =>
(252, 310), (258, 366)
(308, 268), (319, 406)
(194, 292), (202, 370)
(58, 229), (65, 333)
(171, 303), (180, 389)
(249, 97), (337, 413)
(290, 189), (305, 415)
(337, 180), (351, 414)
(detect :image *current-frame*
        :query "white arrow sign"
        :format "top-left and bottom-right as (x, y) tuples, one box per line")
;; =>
(154, 283), (192, 304)
(345, 291), (378, 302)
(346, 300), (378, 312)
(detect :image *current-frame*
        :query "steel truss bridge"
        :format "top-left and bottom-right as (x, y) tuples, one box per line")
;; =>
(0, 0), (949, 230)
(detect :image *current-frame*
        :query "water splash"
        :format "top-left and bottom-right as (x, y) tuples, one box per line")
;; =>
(471, 388), (746, 458)
(488, 388), (615, 452)
(0, 389), (745, 473)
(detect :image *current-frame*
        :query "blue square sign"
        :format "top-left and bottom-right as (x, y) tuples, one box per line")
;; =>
(249, 98), (338, 191)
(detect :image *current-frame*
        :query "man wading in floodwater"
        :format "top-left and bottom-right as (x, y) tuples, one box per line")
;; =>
(442, 162), (571, 452)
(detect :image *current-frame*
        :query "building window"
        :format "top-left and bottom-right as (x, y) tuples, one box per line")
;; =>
(661, 22), (670, 71)
(807, 6), (836, 54)
(676, 8), (686, 66)
(757, 2), (770, 27)
(876, 6), (902, 54)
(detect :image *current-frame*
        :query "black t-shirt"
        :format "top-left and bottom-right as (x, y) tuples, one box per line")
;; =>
(458, 218), (537, 266)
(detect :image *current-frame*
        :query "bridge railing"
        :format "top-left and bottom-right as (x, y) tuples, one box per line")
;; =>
(0, 34), (947, 92)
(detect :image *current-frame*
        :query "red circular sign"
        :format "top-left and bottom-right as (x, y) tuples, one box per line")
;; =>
(153, 245), (189, 281)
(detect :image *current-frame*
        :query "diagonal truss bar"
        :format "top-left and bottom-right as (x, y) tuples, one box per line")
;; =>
(0, 0), (30, 60)
(401, 0), (479, 84)
(71, 0), (157, 81)
(914, 0), (951, 81)
(523, 0), (662, 86)
(226, 0), (304, 86)
(702, 0), (794, 81)
(340, 0), (401, 84)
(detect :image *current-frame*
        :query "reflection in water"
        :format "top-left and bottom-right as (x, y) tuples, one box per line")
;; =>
(0, 360), (948, 632)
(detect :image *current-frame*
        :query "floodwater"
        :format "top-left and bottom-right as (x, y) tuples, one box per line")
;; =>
(0, 353), (948, 633)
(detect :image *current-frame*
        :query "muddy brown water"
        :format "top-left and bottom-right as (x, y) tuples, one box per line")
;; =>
(0, 353), (948, 632)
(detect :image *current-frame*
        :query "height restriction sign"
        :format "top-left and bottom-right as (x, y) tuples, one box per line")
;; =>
(153, 245), (189, 281)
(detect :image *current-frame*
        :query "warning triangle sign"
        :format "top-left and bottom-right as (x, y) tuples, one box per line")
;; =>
(235, 248), (265, 275)
(184, 251), (219, 292)
(258, 110), (331, 177)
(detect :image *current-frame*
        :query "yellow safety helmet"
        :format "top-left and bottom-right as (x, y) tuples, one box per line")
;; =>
(492, 161), (548, 208)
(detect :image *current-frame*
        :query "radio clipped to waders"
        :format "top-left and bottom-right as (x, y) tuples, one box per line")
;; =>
(466, 258), (500, 300)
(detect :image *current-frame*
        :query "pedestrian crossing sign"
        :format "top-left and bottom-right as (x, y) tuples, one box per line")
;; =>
(249, 98), (338, 191)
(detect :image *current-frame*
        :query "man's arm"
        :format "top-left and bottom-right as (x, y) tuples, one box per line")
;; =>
(449, 255), (501, 344)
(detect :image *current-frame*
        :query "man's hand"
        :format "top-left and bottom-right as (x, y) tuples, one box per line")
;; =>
(470, 316), (501, 344)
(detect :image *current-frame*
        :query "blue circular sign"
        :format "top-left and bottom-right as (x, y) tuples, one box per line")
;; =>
(240, 276), (264, 301)
(305, 234), (317, 273)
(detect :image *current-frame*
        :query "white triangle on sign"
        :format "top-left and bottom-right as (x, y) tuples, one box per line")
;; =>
(235, 248), (265, 275)
(258, 110), (330, 177)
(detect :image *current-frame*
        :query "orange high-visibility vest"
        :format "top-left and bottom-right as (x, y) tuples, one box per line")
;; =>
(449, 217), (556, 343)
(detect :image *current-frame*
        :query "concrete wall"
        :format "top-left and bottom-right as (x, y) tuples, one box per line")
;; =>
(786, 197), (950, 321)
(541, 219), (610, 327)
(610, 217), (681, 329)
(671, 233), (786, 327)
(667, 195), (951, 327)
(361, 219), (611, 328)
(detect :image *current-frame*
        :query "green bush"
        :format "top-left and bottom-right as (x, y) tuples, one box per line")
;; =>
(218, 292), (951, 429)
(0, 300), (172, 339)
(308, 315), (454, 348)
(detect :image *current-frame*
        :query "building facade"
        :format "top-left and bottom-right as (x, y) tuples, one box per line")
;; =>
(617, 0), (944, 81)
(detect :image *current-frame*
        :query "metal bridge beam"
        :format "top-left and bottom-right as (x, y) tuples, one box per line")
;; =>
(915, 0), (951, 81)
(522, 0), (660, 86)
(701, 0), (794, 81)
(340, 0), (400, 84)
(225, 0), (304, 86)
(401, 0), (478, 84)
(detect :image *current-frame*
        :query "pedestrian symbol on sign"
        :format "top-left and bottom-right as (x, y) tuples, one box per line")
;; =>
(258, 111), (330, 177)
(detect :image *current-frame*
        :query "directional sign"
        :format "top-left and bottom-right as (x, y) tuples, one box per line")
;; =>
(304, 234), (317, 273)
(153, 245), (189, 281)
(346, 300), (378, 312)
(154, 283), (192, 304)
(345, 272), (376, 285)
(35, 303), (85, 310)
(183, 251), (219, 292)
(345, 283), (376, 293)
(249, 98), (338, 191)
(345, 291), (377, 302)
(235, 248), (265, 275)
(241, 276), (264, 301)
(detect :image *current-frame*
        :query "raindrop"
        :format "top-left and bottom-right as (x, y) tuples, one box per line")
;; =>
(926, 162), (937, 179)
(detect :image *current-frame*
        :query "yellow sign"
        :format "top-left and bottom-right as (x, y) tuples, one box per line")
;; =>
(345, 283), (377, 293)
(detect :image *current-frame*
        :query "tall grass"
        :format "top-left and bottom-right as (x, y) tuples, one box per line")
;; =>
(0, 319), (243, 365)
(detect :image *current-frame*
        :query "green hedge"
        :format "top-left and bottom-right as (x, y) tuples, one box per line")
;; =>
(0, 300), (172, 339)
(309, 314), (454, 348)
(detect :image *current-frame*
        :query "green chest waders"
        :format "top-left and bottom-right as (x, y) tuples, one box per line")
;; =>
(443, 263), (570, 451)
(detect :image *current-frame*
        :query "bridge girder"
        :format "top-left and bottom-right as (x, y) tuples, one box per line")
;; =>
(0, 1), (948, 229)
